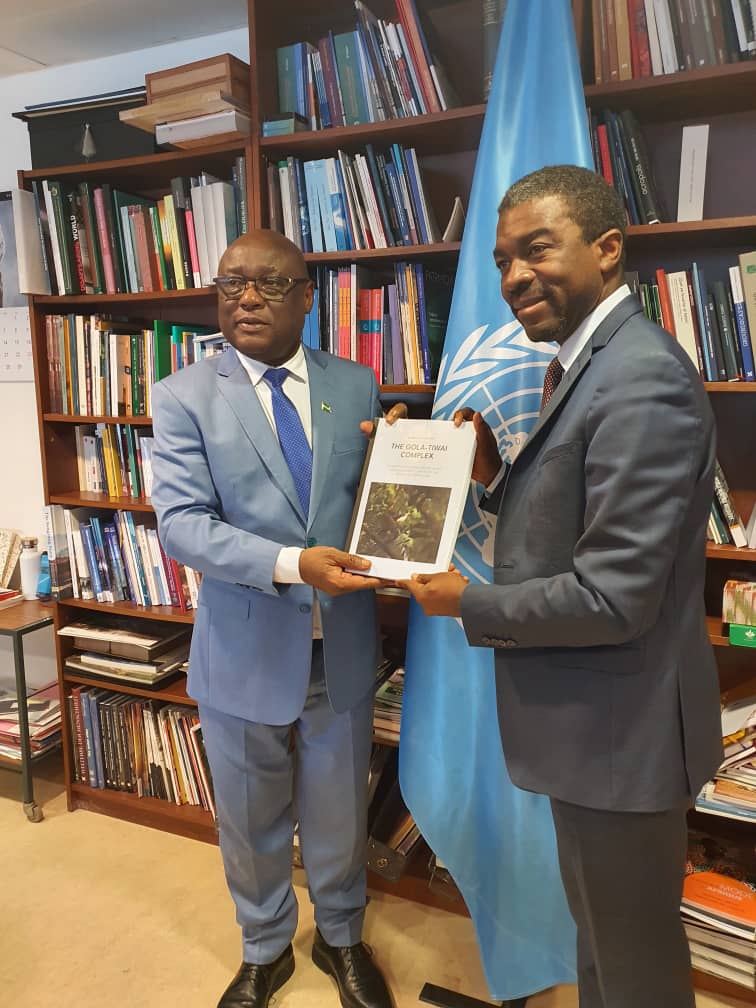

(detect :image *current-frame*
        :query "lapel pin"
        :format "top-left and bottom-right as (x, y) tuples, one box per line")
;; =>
(321, 401), (332, 413)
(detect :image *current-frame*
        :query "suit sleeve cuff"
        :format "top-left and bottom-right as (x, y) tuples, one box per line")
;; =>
(486, 464), (507, 494)
(274, 547), (305, 584)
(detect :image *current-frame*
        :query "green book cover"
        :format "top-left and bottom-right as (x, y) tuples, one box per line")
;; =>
(149, 205), (168, 290)
(46, 180), (75, 295)
(152, 320), (173, 382)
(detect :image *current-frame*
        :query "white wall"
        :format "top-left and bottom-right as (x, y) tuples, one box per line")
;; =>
(0, 27), (248, 685)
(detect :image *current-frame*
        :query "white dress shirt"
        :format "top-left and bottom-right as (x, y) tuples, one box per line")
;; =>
(234, 345), (322, 636)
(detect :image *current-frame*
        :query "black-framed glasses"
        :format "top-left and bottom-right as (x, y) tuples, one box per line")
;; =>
(213, 274), (310, 302)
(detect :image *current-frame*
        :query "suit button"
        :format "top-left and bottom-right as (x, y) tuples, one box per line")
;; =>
(299, 604), (312, 614)
(307, 537), (317, 547)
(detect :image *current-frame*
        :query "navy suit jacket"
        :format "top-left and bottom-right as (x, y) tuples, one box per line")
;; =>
(151, 346), (381, 725)
(461, 295), (723, 811)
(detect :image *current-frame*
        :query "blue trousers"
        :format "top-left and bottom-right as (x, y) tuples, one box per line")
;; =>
(199, 643), (374, 964)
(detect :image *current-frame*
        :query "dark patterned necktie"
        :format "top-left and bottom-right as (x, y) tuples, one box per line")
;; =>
(540, 356), (565, 412)
(263, 367), (312, 516)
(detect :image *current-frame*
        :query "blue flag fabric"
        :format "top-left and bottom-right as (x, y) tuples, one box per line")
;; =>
(399, 0), (592, 1000)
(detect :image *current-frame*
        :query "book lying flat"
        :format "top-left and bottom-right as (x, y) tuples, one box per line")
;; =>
(64, 653), (187, 689)
(58, 621), (190, 660)
(346, 418), (475, 580)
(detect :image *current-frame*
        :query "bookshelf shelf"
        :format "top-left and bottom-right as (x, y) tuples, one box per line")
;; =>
(22, 139), (246, 187)
(706, 544), (756, 562)
(69, 782), (217, 843)
(626, 217), (756, 251)
(380, 384), (434, 396)
(49, 491), (154, 511)
(259, 105), (486, 157)
(62, 669), (193, 705)
(0, 745), (61, 770)
(44, 413), (153, 423)
(33, 288), (216, 306)
(304, 243), (460, 265)
(706, 617), (729, 648)
(703, 384), (756, 394)
(60, 597), (194, 623)
(584, 61), (756, 119)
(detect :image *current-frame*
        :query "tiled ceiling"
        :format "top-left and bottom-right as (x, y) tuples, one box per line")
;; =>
(0, 0), (247, 78)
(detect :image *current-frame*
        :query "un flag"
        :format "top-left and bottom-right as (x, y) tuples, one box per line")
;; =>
(400, 0), (592, 999)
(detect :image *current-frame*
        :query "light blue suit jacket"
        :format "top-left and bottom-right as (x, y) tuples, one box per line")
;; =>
(150, 346), (381, 725)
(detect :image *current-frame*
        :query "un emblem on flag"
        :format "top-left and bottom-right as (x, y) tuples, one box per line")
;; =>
(432, 318), (553, 586)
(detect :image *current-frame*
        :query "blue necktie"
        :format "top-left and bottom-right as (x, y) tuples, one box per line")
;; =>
(263, 367), (312, 516)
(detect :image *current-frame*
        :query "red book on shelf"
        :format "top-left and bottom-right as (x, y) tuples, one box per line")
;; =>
(655, 268), (676, 338)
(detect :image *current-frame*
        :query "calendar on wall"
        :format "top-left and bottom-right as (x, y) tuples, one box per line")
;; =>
(0, 307), (34, 382)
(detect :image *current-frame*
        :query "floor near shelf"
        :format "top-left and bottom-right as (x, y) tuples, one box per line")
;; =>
(1, 761), (751, 1008)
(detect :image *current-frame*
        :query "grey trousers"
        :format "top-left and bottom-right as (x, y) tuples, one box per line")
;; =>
(550, 798), (694, 1008)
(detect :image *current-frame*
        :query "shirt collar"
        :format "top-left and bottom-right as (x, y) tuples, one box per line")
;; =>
(557, 284), (631, 373)
(234, 343), (308, 386)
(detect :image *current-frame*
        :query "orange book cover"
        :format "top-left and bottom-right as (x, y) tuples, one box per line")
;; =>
(683, 871), (756, 931)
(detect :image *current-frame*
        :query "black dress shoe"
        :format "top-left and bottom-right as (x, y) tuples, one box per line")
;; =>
(217, 945), (295, 1007)
(312, 928), (394, 1008)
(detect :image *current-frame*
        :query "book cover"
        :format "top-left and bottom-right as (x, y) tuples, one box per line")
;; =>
(677, 124), (709, 222)
(345, 418), (476, 580)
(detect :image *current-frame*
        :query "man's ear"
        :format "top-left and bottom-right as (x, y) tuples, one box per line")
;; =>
(594, 228), (624, 277)
(303, 279), (315, 313)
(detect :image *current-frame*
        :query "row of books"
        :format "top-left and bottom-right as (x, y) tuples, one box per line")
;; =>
(268, 142), (443, 254)
(23, 161), (247, 296)
(67, 687), (214, 816)
(42, 503), (201, 610)
(73, 424), (154, 500)
(0, 681), (61, 762)
(307, 262), (452, 385)
(683, 830), (756, 990)
(589, 106), (665, 225)
(593, 0), (755, 85)
(629, 251), (756, 383)
(45, 314), (223, 417)
(275, 0), (457, 133)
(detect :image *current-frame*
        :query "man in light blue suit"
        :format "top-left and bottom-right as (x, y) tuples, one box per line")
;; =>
(151, 229), (399, 1008)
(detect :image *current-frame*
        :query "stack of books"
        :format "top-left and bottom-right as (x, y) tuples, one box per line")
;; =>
(697, 682), (756, 821)
(0, 681), (61, 761)
(373, 666), (405, 743)
(0, 528), (22, 590)
(59, 619), (191, 689)
(0, 588), (23, 611)
(120, 54), (251, 148)
(683, 831), (756, 991)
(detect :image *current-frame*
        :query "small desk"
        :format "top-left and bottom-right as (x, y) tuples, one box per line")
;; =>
(0, 600), (55, 822)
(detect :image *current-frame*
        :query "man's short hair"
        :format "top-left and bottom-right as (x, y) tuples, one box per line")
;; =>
(498, 165), (627, 247)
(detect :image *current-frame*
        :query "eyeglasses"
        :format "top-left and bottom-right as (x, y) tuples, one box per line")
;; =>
(213, 274), (310, 302)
